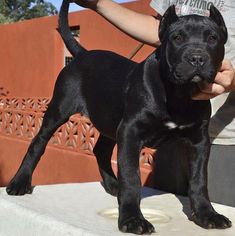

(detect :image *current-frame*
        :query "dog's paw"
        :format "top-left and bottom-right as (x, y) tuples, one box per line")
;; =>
(192, 211), (232, 229)
(6, 172), (32, 195)
(119, 217), (155, 235)
(102, 177), (118, 196)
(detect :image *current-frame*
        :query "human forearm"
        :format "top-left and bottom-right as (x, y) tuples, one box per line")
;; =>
(96, 0), (160, 46)
(73, 0), (160, 46)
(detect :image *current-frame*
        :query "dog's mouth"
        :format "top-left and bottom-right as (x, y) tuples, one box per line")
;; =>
(172, 65), (216, 85)
(190, 71), (215, 84)
(173, 71), (206, 84)
(191, 74), (203, 83)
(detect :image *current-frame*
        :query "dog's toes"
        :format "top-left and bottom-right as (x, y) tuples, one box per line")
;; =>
(192, 211), (232, 229)
(6, 172), (32, 196)
(119, 217), (155, 235)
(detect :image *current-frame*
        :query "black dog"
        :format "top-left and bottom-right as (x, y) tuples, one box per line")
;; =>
(6, 0), (231, 234)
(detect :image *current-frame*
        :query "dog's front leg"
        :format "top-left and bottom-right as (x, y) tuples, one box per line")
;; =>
(116, 122), (155, 234)
(187, 121), (232, 229)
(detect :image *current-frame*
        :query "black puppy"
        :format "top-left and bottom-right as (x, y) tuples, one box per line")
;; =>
(7, 0), (231, 234)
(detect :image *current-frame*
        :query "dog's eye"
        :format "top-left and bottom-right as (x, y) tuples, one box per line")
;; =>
(208, 35), (217, 44)
(173, 35), (183, 43)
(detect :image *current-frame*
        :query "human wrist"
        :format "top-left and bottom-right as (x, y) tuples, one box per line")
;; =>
(96, 0), (115, 14)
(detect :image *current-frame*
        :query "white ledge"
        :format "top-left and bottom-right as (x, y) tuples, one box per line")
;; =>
(0, 182), (235, 235)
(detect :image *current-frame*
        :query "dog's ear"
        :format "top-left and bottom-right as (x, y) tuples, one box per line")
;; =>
(159, 5), (178, 42)
(209, 5), (227, 43)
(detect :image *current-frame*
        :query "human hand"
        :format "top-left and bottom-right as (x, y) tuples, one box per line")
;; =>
(192, 59), (235, 100)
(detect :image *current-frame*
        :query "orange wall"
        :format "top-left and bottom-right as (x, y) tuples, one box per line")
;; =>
(0, 0), (156, 97)
(0, 15), (63, 97)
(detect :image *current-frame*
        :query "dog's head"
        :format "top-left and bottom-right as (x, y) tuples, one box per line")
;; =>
(159, 5), (227, 85)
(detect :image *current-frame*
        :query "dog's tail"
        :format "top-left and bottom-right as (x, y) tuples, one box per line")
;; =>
(58, 0), (86, 57)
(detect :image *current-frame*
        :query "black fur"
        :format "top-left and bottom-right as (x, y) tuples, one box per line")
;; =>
(6, 1), (231, 234)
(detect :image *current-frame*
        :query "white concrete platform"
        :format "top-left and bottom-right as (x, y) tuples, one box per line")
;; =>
(0, 182), (235, 236)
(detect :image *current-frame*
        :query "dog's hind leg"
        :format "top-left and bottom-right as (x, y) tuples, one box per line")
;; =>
(93, 135), (118, 196)
(6, 94), (78, 195)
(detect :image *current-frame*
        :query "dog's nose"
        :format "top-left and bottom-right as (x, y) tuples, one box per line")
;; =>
(188, 54), (205, 67)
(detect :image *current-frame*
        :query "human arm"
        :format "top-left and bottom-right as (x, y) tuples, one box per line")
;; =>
(72, 0), (160, 46)
(192, 59), (235, 100)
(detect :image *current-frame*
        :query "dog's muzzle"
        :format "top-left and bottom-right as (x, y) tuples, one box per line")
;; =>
(185, 50), (210, 83)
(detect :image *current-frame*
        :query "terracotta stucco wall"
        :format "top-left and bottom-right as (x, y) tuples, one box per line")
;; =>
(0, 16), (63, 97)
